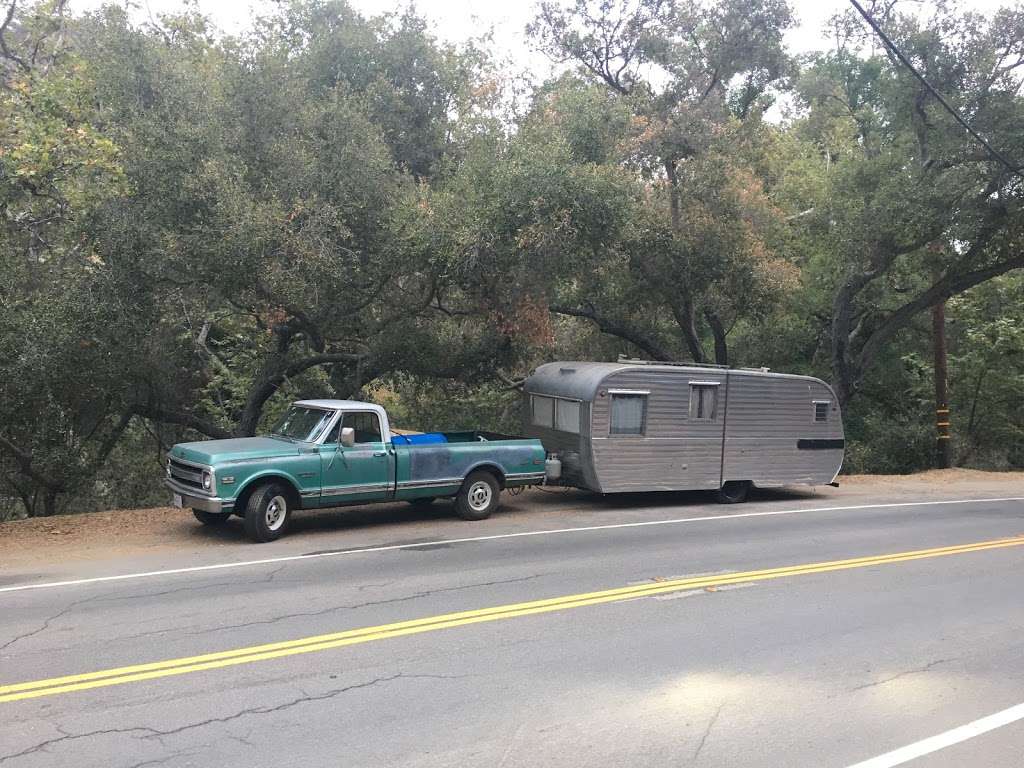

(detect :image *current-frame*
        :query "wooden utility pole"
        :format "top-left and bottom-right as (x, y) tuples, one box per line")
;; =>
(932, 296), (952, 468)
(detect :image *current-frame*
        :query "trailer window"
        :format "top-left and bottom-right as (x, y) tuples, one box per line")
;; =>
(689, 384), (719, 421)
(610, 394), (647, 436)
(814, 401), (830, 422)
(555, 399), (581, 434)
(531, 395), (555, 428)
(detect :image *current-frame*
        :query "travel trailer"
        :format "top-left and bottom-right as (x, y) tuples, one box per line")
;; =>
(523, 360), (844, 502)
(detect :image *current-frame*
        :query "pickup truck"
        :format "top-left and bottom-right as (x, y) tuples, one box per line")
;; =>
(165, 399), (548, 542)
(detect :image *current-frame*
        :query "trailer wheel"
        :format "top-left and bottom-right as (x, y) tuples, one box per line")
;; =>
(243, 482), (292, 542)
(192, 509), (231, 526)
(716, 480), (750, 504)
(455, 471), (500, 521)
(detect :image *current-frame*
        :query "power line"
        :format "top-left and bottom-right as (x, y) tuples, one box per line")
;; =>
(848, 0), (1024, 180)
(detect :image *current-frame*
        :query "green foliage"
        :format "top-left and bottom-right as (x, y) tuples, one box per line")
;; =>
(0, 0), (1022, 517)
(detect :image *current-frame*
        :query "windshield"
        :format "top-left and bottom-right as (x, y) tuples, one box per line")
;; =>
(269, 406), (335, 442)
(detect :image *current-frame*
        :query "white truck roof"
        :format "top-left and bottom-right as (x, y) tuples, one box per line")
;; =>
(294, 399), (374, 410)
(293, 400), (392, 443)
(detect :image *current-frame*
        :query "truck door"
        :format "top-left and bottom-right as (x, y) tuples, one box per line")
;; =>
(319, 411), (393, 506)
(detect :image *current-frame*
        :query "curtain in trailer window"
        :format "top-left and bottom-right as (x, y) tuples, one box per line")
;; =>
(610, 394), (646, 435)
(689, 383), (719, 421)
(555, 399), (581, 434)
(532, 395), (555, 427)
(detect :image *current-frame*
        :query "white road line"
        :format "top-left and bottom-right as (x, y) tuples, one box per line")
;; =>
(1, 496), (1021, 595)
(845, 701), (1024, 767)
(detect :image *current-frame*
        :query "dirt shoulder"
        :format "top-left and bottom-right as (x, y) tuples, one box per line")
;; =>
(1, 469), (1020, 571)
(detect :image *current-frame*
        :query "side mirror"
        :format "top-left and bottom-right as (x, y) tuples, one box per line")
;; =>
(340, 427), (356, 448)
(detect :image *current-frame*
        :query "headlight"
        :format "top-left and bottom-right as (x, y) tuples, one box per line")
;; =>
(166, 458), (172, 478)
(202, 471), (213, 490)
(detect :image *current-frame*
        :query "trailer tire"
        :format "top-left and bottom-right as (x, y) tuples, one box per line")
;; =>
(192, 509), (231, 526)
(243, 482), (292, 542)
(716, 480), (750, 504)
(455, 471), (500, 521)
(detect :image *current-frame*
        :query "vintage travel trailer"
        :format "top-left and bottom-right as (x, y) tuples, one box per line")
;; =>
(523, 360), (844, 502)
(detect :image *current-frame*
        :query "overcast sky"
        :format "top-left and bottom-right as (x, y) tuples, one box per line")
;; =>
(68, 0), (1012, 108)
(70, 0), (1007, 76)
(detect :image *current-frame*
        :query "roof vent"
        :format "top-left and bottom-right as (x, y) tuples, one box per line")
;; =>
(559, 367), (577, 374)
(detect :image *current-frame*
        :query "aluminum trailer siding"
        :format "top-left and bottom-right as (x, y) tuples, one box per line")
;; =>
(523, 361), (843, 494)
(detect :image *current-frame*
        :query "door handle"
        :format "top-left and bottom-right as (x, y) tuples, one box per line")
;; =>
(373, 451), (387, 457)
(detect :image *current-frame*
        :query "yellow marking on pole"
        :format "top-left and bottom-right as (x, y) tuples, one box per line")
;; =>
(3, 536), (1023, 704)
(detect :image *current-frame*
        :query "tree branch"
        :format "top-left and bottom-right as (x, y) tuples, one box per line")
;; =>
(132, 403), (233, 441)
(0, 2), (30, 74)
(237, 352), (362, 436)
(549, 303), (673, 361)
(856, 256), (1024, 379)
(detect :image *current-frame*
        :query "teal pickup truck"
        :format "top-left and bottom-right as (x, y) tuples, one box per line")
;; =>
(165, 400), (548, 542)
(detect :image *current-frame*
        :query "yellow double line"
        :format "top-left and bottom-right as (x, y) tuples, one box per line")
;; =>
(3, 535), (1022, 704)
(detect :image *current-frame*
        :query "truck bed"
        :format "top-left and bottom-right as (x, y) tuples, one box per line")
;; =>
(391, 430), (524, 445)
(391, 431), (546, 496)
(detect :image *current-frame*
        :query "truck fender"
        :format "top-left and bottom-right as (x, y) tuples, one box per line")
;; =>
(233, 472), (305, 512)
(462, 462), (506, 487)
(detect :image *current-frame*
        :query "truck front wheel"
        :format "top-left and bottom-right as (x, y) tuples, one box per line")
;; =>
(455, 471), (500, 521)
(243, 483), (292, 542)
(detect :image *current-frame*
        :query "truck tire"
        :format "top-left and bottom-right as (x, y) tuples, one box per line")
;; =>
(192, 509), (231, 526)
(716, 480), (751, 504)
(243, 482), (292, 542)
(455, 471), (500, 521)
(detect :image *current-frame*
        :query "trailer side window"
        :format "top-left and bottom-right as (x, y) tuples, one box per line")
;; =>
(610, 394), (647, 436)
(555, 399), (581, 434)
(689, 383), (719, 421)
(814, 401), (830, 422)
(531, 395), (555, 428)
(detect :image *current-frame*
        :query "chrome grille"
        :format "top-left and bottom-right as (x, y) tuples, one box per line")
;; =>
(169, 458), (206, 490)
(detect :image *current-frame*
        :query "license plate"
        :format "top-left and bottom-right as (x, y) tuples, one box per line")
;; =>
(172, 493), (183, 509)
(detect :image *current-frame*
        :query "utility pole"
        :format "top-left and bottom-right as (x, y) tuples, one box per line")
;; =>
(932, 296), (952, 468)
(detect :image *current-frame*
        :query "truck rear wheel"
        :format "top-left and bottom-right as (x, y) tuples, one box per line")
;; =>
(455, 471), (500, 521)
(716, 480), (751, 504)
(192, 509), (231, 526)
(243, 483), (292, 542)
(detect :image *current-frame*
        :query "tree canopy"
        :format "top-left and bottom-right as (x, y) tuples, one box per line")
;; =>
(0, 0), (1021, 518)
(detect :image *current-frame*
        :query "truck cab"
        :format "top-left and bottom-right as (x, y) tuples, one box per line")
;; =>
(165, 400), (547, 542)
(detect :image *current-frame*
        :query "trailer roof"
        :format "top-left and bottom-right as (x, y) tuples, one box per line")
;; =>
(523, 361), (827, 402)
(522, 362), (629, 400)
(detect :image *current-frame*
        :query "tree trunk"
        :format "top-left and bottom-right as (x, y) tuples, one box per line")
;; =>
(664, 158), (721, 365)
(830, 278), (861, 410)
(42, 489), (59, 517)
(932, 297), (952, 468)
(671, 299), (707, 363)
(704, 310), (729, 366)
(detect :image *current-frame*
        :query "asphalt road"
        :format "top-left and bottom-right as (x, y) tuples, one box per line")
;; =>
(2, 487), (1024, 767)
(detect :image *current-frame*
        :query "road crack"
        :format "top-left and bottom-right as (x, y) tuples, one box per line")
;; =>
(1, 568), (289, 653)
(850, 657), (957, 692)
(0, 673), (464, 763)
(692, 703), (724, 761)
(180, 573), (546, 637)
(0, 596), (100, 653)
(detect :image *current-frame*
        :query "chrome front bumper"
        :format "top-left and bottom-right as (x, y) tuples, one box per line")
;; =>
(165, 478), (234, 514)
